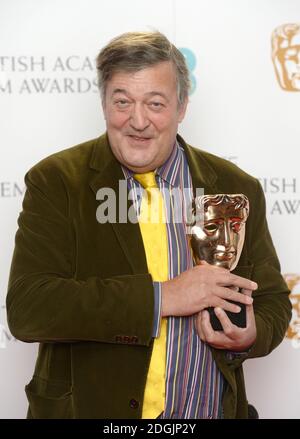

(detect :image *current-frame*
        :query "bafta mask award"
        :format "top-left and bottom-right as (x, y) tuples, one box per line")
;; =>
(187, 194), (250, 331)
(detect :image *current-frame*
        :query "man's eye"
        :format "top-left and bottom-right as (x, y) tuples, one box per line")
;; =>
(149, 102), (163, 109)
(115, 100), (130, 108)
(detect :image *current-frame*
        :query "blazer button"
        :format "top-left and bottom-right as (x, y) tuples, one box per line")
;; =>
(129, 399), (139, 409)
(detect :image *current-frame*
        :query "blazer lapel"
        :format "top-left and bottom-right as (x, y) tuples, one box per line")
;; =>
(88, 134), (148, 275)
(177, 134), (218, 196)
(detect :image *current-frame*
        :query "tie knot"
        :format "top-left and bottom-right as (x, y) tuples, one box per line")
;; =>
(134, 171), (158, 189)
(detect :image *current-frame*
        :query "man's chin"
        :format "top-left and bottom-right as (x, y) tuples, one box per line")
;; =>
(121, 155), (156, 173)
(125, 162), (156, 173)
(121, 149), (158, 172)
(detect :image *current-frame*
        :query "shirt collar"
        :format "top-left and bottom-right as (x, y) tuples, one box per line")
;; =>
(121, 140), (182, 188)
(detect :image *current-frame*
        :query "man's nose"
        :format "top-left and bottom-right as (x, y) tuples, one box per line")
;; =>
(129, 104), (150, 131)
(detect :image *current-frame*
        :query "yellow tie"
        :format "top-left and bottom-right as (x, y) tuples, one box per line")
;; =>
(134, 172), (168, 419)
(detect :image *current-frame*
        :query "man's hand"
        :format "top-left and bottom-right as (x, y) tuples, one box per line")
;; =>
(195, 288), (257, 351)
(161, 263), (257, 318)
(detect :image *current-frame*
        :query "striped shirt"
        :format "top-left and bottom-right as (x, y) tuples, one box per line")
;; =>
(122, 141), (224, 419)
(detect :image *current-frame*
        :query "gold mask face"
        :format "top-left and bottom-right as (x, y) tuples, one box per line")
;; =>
(271, 23), (300, 92)
(188, 194), (249, 271)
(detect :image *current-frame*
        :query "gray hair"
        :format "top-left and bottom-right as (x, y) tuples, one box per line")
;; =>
(96, 31), (190, 107)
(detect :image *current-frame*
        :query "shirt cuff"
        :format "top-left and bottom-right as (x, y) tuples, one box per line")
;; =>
(226, 346), (252, 361)
(152, 282), (162, 338)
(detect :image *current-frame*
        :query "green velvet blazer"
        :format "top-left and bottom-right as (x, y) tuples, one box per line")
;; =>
(6, 133), (291, 419)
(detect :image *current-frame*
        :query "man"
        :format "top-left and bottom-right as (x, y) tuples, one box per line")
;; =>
(7, 32), (291, 419)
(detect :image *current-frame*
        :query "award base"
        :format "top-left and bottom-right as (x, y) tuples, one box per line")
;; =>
(208, 301), (246, 331)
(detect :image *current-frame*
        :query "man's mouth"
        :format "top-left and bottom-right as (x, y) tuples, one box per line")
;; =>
(128, 135), (152, 142)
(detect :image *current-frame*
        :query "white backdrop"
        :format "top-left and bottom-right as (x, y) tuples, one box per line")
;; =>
(0, 0), (299, 418)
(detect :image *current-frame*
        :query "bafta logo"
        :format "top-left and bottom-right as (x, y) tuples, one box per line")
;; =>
(272, 23), (300, 91)
(283, 274), (300, 348)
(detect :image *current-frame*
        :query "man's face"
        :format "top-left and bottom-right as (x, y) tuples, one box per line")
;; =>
(190, 203), (247, 270)
(102, 61), (187, 173)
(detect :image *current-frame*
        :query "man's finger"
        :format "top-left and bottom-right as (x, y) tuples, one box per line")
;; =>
(214, 307), (236, 335)
(201, 310), (214, 339)
(228, 275), (258, 291)
(218, 300), (241, 314)
(242, 288), (256, 328)
(195, 313), (206, 341)
(220, 286), (253, 306)
(201, 310), (231, 349)
(242, 288), (253, 298)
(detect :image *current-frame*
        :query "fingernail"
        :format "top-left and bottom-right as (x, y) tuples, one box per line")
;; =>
(235, 306), (241, 313)
(246, 296), (253, 304)
(251, 282), (258, 289)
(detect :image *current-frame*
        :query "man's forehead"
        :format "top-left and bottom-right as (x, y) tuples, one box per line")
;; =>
(108, 61), (176, 82)
(105, 62), (177, 99)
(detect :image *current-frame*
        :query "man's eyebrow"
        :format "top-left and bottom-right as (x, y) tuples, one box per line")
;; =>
(145, 91), (169, 101)
(111, 88), (129, 96)
(111, 89), (169, 101)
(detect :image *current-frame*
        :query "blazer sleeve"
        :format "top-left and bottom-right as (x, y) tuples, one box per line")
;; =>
(247, 179), (292, 358)
(6, 163), (155, 346)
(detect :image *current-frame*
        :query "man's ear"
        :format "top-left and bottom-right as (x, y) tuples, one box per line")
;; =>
(178, 97), (188, 123)
(101, 98), (106, 120)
